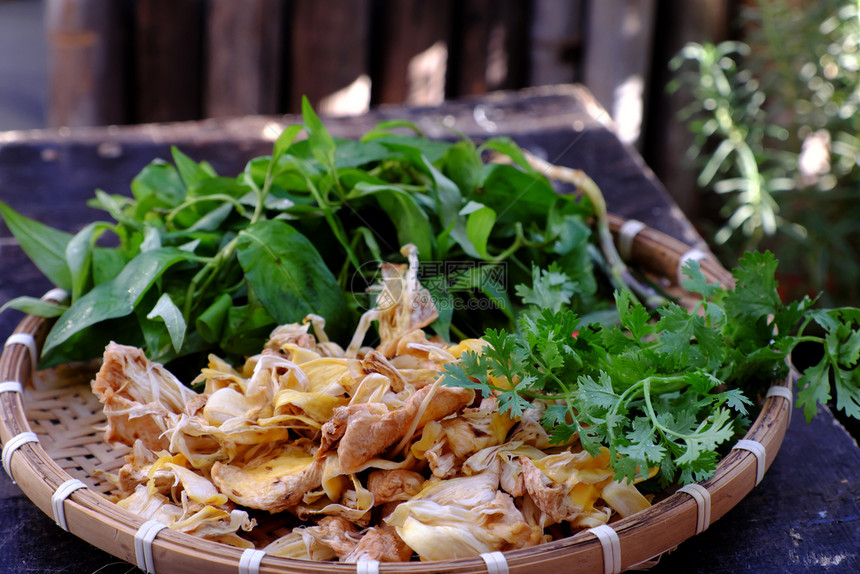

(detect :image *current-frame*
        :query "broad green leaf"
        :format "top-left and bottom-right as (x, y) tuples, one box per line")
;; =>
(353, 226), (383, 263)
(187, 177), (254, 201)
(422, 156), (461, 230)
(352, 182), (434, 259)
(0, 296), (67, 318)
(140, 225), (162, 252)
(237, 220), (349, 338)
(88, 190), (137, 227)
(136, 294), (207, 366)
(44, 248), (191, 353)
(220, 303), (277, 357)
(545, 202), (593, 251)
(476, 163), (559, 227)
(93, 247), (127, 284)
(272, 124), (305, 165)
(332, 139), (394, 169)
(477, 264), (515, 320)
(302, 96), (336, 173)
(458, 200), (486, 216)
(440, 140), (481, 194)
(360, 119), (426, 141)
(66, 222), (113, 301)
(196, 293), (232, 343)
(420, 156), (486, 258)
(478, 136), (540, 176)
(131, 160), (186, 216)
(41, 318), (143, 367)
(0, 200), (72, 290)
(146, 292), (187, 353)
(338, 167), (387, 190)
(465, 205), (496, 260)
(186, 202), (235, 233)
(376, 137), (454, 164)
(172, 146), (216, 189)
(426, 281), (453, 340)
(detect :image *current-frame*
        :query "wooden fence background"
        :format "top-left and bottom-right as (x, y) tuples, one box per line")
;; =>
(44, 0), (735, 215)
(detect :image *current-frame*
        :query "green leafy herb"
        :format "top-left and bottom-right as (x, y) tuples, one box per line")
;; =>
(0, 105), (613, 369)
(445, 254), (860, 485)
(2, 101), (859, 491)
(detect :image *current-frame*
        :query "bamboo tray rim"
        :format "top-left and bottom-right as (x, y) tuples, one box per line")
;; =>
(0, 215), (794, 574)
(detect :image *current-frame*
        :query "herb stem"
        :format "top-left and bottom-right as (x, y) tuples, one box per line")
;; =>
(166, 194), (248, 228)
(641, 376), (721, 441)
(182, 236), (240, 320)
(450, 323), (470, 342)
(305, 177), (361, 270)
(522, 151), (667, 308)
(488, 223), (524, 263)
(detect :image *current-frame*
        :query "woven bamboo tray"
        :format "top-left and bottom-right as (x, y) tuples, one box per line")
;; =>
(0, 215), (794, 574)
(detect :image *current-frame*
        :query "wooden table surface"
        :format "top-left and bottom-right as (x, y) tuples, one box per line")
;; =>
(1, 85), (858, 573)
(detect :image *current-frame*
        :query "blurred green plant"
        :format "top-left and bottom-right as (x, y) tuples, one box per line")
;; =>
(670, 0), (860, 306)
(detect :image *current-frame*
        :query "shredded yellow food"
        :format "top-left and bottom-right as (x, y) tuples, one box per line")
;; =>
(91, 245), (652, 563)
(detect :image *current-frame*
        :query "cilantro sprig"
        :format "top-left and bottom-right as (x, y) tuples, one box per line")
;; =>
(444, 251), (860, 485)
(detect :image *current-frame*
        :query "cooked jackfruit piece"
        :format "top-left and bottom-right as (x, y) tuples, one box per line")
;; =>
(320, 383), (474, 474)
(92, 342), (193, 450)
(366, 469), (425, 504)
(386, 491), (540, 561)
(211, 443), (322, 512)
(520, 449), (618, 527)
(342, 525), (413, 563)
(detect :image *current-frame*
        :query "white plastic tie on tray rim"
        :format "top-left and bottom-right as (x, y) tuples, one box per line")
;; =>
(52, 478), (87, 531)
(588, 524), (622, 574)
(356, 559), (380, 574)
(766, 385), (794, 425)
(677, 248), (708, 286)
(0, 381), (23, 394)
(617, 219), (647, 261)
(480, 551), (509, 574)
(135, 520), (168, 574)
(4, 333), (37, 374)
(41, 287), (69, 303)
(2, 430), (39, 482)
(677, 483), (712, 534)
(733, 439), (767, 486)
(239, 548), (267, 574)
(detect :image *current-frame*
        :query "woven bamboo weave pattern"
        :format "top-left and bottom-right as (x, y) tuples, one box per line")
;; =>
(25, 364), (128, 496)
(0, 216), (793, 574)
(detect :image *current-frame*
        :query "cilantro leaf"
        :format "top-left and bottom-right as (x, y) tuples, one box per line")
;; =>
(796, 357), (831, 422)
(515, 262), (578, 313)
(723, 251), (782, 323)
(681, 258), (720, 300)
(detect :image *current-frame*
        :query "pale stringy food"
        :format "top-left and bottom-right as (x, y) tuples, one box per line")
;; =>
(91, 245), (652, 562)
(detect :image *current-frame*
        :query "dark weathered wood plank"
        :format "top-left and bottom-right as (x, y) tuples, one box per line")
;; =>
(582, 0), (656, 147)
(135, 0), (205, 123)
(205, 0), (284, 118)
(44, 0), (131, 128)
(528, 0), (585, 87)
(370, 0), (453, 106)
(643, 0), (732, 220)
(285, 0), (370, 115)
(449, 0), (532, 97)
